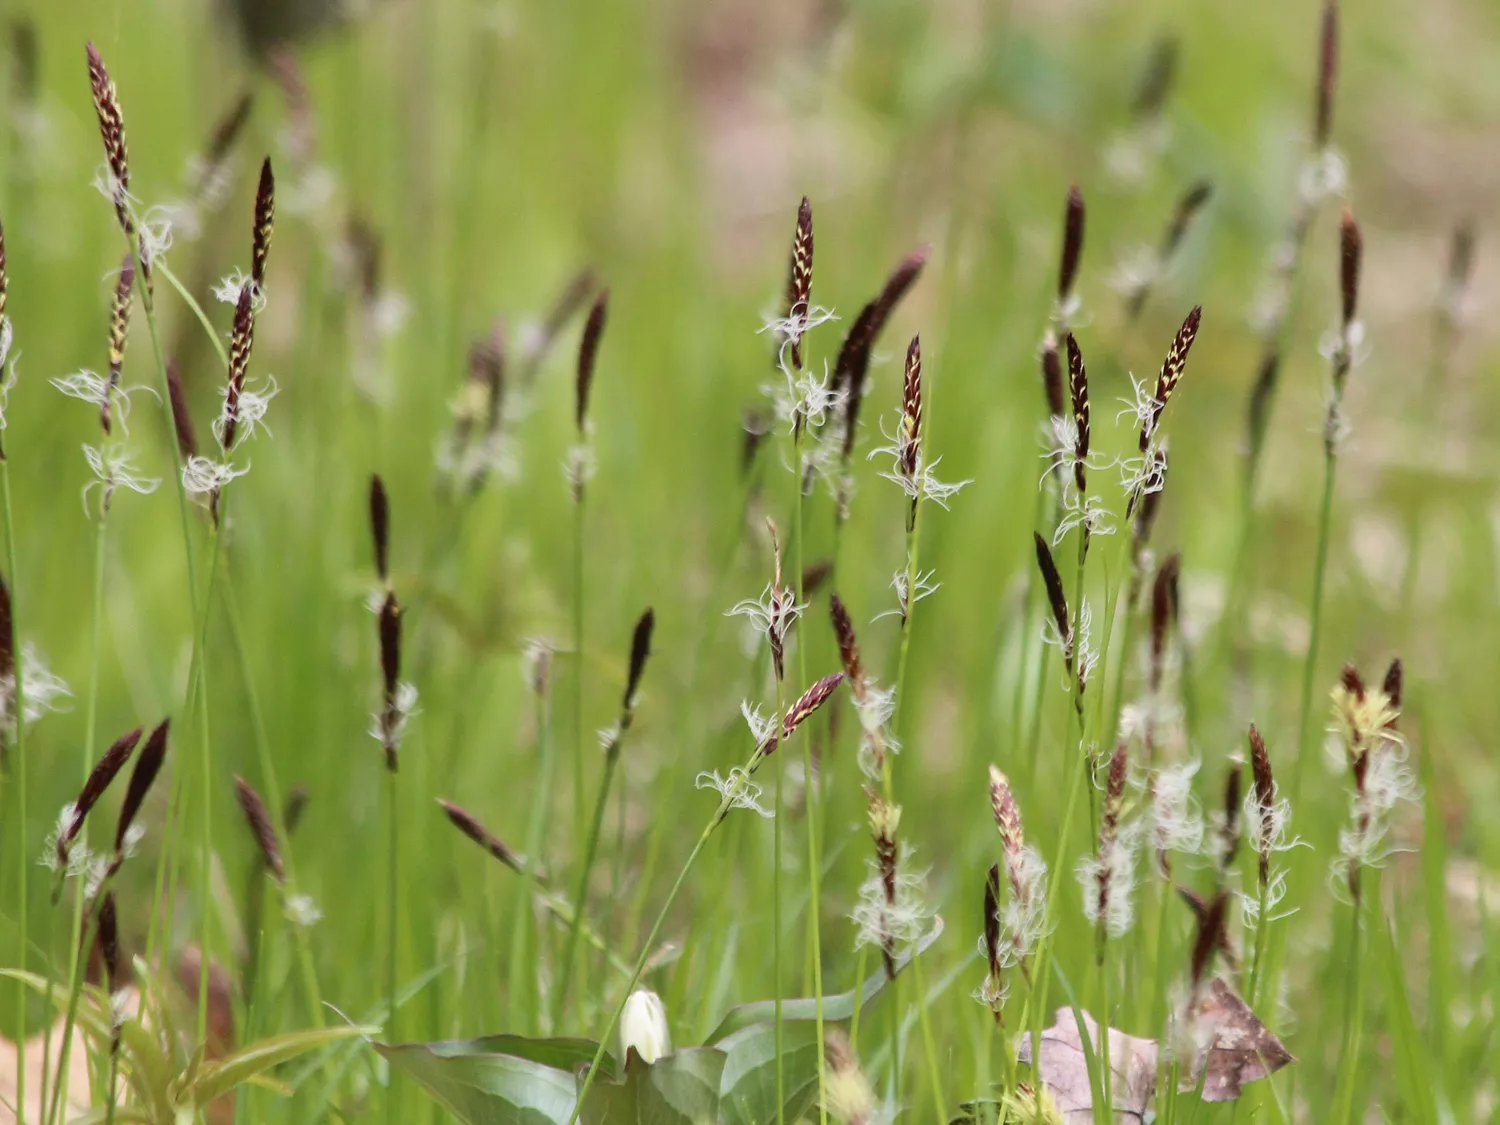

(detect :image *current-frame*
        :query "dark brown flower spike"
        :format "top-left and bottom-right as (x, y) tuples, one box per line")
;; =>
(898, 335), (923, 530)
(369, 474), (390, 585)
(94, 891), (123, 998)
(378, 591), (402, 771)
(575, 288), (608, 432)
(1247, 724), (1276, 890)
(438, 799), (523, 873)
(235, 775), (284, 883)
(1339, 209), (1362, 330)
(517, 269), (597, 391)
(622, 607), (654, 719)
(59, 726), (142, 868)
(194, 91), (253, 200)
(101, 254), (136, 435)
(86, 43), (131, 236)
(1382, 657), (1403, 712)
(1142, 305), (1202, 452)
(1313, 1), (1338, 149)
(1058, 186), (1085, 302)
(1065, 334), (1089, 494)
(865, 786), (901, 979)
(1033, 533), (1072, 674)
(1187, 887), (1229, 989)
(1149, 553), (1180, 694)
(1219, 760), (1242, 872)
(1133, 35), (1179, 120)
(762, 672), (844, 755)
(251, 156), (276, 290)
(165, 359), (198, 460)
(1040, 333), (1064, 420)
(1178, 885), (1238, 975)
(982, 862), (1002, 1015)
(1095, 740), (1129, 935)
(113, 718), (168, 858)
(784, 196), (813, 369)
(221, 283), (255, 453)
(835, 247), (927, 460)
(830, 593), (865, 691)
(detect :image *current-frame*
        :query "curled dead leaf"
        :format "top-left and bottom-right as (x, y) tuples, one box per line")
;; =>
(1178, 977), (1295, 1102)
(1017, 1008), (1157, 1122)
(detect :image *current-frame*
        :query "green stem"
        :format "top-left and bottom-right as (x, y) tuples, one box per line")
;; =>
(511, 682), (554, 1032)
(1, 455), (29, 1125)
(909, 950), (948, 1123)
(386, 764), (400, 1123)
(555, 745), (622, 1024)
(1291, 450), (1337, 808)
(567, 749), (770, 1124)
(772, 671), (787, 1125)
(571, 493), (586, 858)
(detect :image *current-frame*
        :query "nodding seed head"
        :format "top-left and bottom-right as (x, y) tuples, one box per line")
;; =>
(166, 359), (198, 460)
(235, 774), (284, 883)
(622, 607), (654, 717)
(575, 289), (609, 432)
(761, 672), (844, 756)
(1339, 210), (1362, 329)
(1058, 186), (1085, 301)
(829, 593), (864, 693)
(834, 247), (927, 459)
(438, 799), (524, 874)
(369, 474), (390, 584)
(85, 44), (131, 232)
(61, 726), (142, 865)
(1187, 887), (1229, 989)
(1144, 305), (1202, 452)
(113, 718), (168, 857)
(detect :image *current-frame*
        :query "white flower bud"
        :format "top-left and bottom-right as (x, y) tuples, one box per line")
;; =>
(619, 988), (671, 1065)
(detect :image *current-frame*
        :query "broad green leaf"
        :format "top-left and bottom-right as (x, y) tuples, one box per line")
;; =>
(1378, 914), (1439, 1125)
(191, 1025), (372, 1104)
(418, 1036), (612, 1075)
(705, 923), (943, 1043)
(377, 1041), (578, 1125)
(579, 1048), (724, 1125)
(716, 1019), (822, 1125)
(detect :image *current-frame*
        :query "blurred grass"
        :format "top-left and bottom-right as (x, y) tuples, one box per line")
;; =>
(1, 0), (1499, 1120)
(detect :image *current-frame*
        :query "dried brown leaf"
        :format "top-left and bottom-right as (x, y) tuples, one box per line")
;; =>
(1017, 1007), (1157, 1122)
(1180, 977), (1295, 1102)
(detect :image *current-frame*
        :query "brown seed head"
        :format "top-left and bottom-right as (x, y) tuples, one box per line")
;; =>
(86, 44), (131, 231)
(95, 891), (123, 994)
(369, 474), (390, 584)
(575, 288), (608, 432)
(1220, 760), (1242, 869)
(235, 774), (284, 883)
(1144, 305), (1202, 452)
(1149, 553), (1180, 690)
(1033, 533), (1072, 671)
(1340, 663), (1366, 700)
(897, 335), (923, 480)
(1339, 210), (1362, 330)
(1314, 1), (1339, 148)
(102, 254), (136, 432)
(1248, 724), (1274, 885)
(114, 718), (167, 856)
(378, 591), (401, 702)
(983, 862), (1002, 979)
(1382, 657), (1403, 713)
(165, 359), (198, 460)
(1058, 186), (1085, 302)
(784, 196), (814, 368)
(763, 672), (844, 755)
(829, 593), (865, 695)
(221, 283), (256, 452)
(61, 726), (142, 863)
(834, 248), (927, 459)
(1103, 739), (1129, 840)
(1188, 887), (1229, 989)
(1040, 332), (1064, 420)
(251, 157), (276, 290)
(988, 765), (1024, 859)
(1065, 334), (1089, 493)
(439, 799), (523, 873)
(1133, 35), (1179, 120)
(622, 607), (654, 717)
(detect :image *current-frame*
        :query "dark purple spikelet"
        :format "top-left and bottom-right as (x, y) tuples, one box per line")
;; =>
(1058, 186), (1085, 302)
(622, 607), (654, 718)
(1188, 888), (1229, 990)
(95, 891), (123, 994)
(575, 289), (609, 432)
(1248, 724), (1275, 886)
(60, 726), (143, 866)
(1144, 306), (1202, 452)
(983, 862), (1002, 1007)
(221, 283), (255, 453)
(1382, 657), (1403, 713)
(235, 775), (284, 883)
(829, 593), (865, 691)
(1040, 333), (1065, 420)
(113, 718), (167, 856)
(438, 799), (523, 873)
(897, 336), (923, 490)
(762, 672), (844, 755)
(1314, 1), (1339, 148)
(1339, 209), (1362, 330)
(86, 43), (132, 236)
(518, 269), (597, 390)
(369, 474), (390, 584)
(1341, 662), (1366, 701)
(195, 91), (254, 199)
(1133, 34), (1179, 120)
(834, 247), (927, 459)
(251, 157), (276, 290)
(1149, 554), (1180, 693)
(1220, 760), (1243, 871)
(102, 254), (136, 435)
(784, 196), (814, 369)
(1033, 532), (1072, 673)
(165, 359), (198, 460)
(1065, 334), (1089, 494)
(378, 591), (401, 705)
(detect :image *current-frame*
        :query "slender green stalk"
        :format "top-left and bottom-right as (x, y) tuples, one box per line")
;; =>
(555, 744), (623, 1023)
(1291, 451), (1337, 807)
(511, 678), (554, 1033)
(909, 949), (947, 1123)
(567, 750), (773, 1124)
(2, 455), (30, 1125)
(1331, 884), (1369, 1123)
(193, 526), (224, 1047)
(386, 764), (400, 1124)
(571, 494), (587, 854)
(772, 669), (787, 1125)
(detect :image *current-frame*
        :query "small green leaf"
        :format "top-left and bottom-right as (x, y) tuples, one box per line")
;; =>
(580, 1048), (725, 1124)
(422, 1036), (612, 1076)
(377, 1040), (579, 1125)
(192, 1025), (372, 1105)
(705, 923), (943, 1043)
(716, 1019), (822, 1125)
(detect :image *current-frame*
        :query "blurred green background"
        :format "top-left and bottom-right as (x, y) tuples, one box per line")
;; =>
(1, 0), (1499, 1118)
